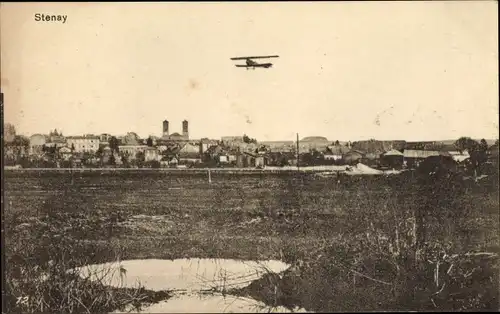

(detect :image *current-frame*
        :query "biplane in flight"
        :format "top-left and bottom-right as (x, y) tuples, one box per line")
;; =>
(230, 55), (279, 69)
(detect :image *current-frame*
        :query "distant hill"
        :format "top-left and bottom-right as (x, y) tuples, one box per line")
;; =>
(439, 139), (497, 146)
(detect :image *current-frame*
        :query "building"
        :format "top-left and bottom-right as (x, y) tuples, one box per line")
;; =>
(353, 140), (406, 153)
(259, 141), (295, 153)
(144, 147), (160, 162)
(221, 136), (244, 147)
(200, 139), (219, 154)
(178, 142), (201, 164)
(182, 120), (189, 139)
(100, 133), (112, 144)
(381, 149), (404, 169)
(162, 120), (169, 137)
(403, 150), (440, 168)
(58, 146), (73, 161)
(118, 145), (148, 159)
(46, 130), (67, 150)
(161, 119), (189, 141)
(325, 144), (351, 160)
(342, 150), (365, 165)
(66, 135), (100, 153)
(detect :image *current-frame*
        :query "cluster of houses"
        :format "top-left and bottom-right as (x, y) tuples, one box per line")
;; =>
(4, 127), (499, 170)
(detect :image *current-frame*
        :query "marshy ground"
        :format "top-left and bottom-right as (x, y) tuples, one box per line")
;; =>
(4, 170), (499, 312)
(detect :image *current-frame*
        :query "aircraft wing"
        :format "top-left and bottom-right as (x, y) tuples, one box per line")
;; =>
(231, 55), (279, 60)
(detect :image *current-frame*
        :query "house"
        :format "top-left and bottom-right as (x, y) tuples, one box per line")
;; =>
(118, 145), (148, 160)
(381, 149), (404, 169)
(243, 152), (257, 168)
(239, 151), (266, 168)
(364, 150), (384, 161)
(236, 154), (246, 168)
(178, 142), (200, 156)
(204, 145), (229, 163)
(352, 140), (406, 153)
(178, 143), (202, 164)
(325, 144), (351, 160)
(66, 135), (100, 153)
(255, 155), (267, 168)
(200, 139), (219, 153)
(404, 141), (443, 151)
(403, 150), (440, 168)
(228, 153), (238, 163)
(169, 157), (179, 166)
(266, 152), (295, 166)
(58, 146), (73, 161)
(342, 150), (365, 165)
(144, 147), (160, 162)
(99, 133), (112, 144)
(219, 155), (229, 163)
(159, 156), (170, 167)
(221, 136), (244, 147)
(259, 141), (295, 153)
(72, 158), (83, 168)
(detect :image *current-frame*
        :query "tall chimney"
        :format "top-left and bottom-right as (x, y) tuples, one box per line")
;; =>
(162, 120), (169, 137)
(182, 120), (189, 139)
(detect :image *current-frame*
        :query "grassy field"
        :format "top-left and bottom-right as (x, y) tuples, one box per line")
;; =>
(3, 169), (499, 312)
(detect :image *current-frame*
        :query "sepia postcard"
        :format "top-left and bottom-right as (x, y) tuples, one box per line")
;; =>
(1, 1), (499, 313)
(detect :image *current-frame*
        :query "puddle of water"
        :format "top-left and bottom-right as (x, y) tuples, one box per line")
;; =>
(114, 292), (308, 313)
(77, 258), (308, 313)
(77, 258), (290, 292)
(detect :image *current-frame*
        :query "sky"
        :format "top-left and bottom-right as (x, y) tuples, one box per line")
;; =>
(1, 1), (498, 141)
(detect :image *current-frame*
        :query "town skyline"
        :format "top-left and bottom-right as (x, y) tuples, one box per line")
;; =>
(2, 2), (498, 141)
(4, 120), (498, 145)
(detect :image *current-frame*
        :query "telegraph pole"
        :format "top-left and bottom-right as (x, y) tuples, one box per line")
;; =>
(296, 133), (300, 172)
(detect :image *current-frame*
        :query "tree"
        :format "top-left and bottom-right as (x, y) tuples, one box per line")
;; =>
(108, 154), (116, 165)
(146, 137), (154, 147)
(95, 146), (103, 159)
(243, 134), (251, 144)
(120, 154), (128, 166)
(4, 123), (16, 143)
(242, 134), (257, 144)
(479, 139), (488, 152)
(455, 137), (487, 175)
(136, 151), (145, 163)
(454, 137), (479, 153)
(12, 135), (29, 148)
(109, 136), (119, 153)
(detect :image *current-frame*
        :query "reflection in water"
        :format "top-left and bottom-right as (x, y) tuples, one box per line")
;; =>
(78, 258), (290, 291)
(78, 258), (308, 313)
(114, 292), (307, 313)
